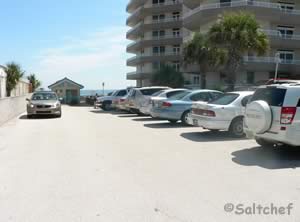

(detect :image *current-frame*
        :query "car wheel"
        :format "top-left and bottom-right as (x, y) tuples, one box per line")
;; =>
(102, 102), (111, 111)
(168, 120), (178, 124)
(255, 138), (275, 148)
(229, 118), (245, 138)
(181, 110), (191, 126)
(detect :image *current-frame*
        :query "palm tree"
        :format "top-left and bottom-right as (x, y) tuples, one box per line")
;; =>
(5, 62), (24, 97)
(27, 74), (41, 92)
(183, 32), (226, 88)
(208, 12), (269, 90)
(151, 65), (184, 88)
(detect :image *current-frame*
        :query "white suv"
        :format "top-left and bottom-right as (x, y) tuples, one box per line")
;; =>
(244, 83), (300, 147)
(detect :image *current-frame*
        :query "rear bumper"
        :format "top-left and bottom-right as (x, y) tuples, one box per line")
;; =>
(244, 126), (300, 146)
(150, 108), (182, 120)
(188, 114), (231, 130)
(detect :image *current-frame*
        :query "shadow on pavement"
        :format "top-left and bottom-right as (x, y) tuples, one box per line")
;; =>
(232, 146), (300, 169)
(132, 117), (164, 122)
(144, 122), (192, 129)
(89, 110), (111, 114)
(180, 131), (248, 142)
(19, 115), (58, 120)
(118, 114), (138, 118)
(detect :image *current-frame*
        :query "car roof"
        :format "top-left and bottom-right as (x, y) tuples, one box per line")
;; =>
(226, 91), (254, 95)
(33, 91), (55, 94)
(138, 86), (169, 90)
(190, 89), (223, 93)
(258, 83), (300, 89)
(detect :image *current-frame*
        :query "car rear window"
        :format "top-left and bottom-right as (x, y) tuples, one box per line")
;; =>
(169, 91), (192, 100)
(209, 93), (239, 105)
(250, 87), (287, 107)
(140, 88), (165, 96)
(166, 90), (186, 98)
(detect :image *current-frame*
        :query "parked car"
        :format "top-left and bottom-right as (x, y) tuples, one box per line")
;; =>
(151, 90), (223, 125)
(95, 89), (128, 111)
(26, 91), (62, 118)
(188, 91), (254, 137)
(140, 88), (188, 115)
(244, 83), (300, 147)
(126, 86), (170, 114)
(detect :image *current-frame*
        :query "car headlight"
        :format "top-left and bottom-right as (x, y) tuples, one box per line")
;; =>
(29, 104), (34, 108)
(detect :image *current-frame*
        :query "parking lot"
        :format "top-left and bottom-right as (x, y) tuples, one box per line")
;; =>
(0, 105), (300, 221)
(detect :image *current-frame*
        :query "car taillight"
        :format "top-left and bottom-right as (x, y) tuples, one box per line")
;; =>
(192, 108), (215, 117)
(281, 107), (297, 124)
(162, 102), (172, 107)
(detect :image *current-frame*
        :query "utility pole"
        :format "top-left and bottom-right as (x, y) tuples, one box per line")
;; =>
(274, 52), (281, 83)
(102, 82), (105, 96)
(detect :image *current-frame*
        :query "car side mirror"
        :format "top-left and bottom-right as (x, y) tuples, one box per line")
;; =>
(26, 98), (30, 102)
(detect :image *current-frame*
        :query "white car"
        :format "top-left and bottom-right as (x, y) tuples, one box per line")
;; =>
(188, 91), (254, 137)
(244, 83), (300, 147)
(140, 88), (188, 115)
(126, 86), (169, 115)
(95, 89), (128, 110)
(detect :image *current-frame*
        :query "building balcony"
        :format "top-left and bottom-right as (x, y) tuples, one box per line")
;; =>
(127, 0), (147, 13)
(262, 30), (300, 49)
(127, 71), (152, 80)
(127, 34), (183, 53)
(244, 56), (300, 73)
(127, 52), (182, 66)
(127, 0), (183, 26)
(184, 0), (300, 30)
(126, 17), (182, 40)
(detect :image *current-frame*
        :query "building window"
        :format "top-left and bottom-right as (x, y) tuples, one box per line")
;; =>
(152, 0), (165, 5)
(173, 45), (180, 54)
(172, 12), (180, 20)
(152, 30), (165, 39)
(172, 61), (180, 71)
(220, 0), (231, 7)
(247, 72), (255, 84)
(152, 14), (165, 22)
(278, 2), (295, 11)
(193, 76), (200, 85)
(153, 46), (165, 55)
(172, 28), (180, 37)
(277, 26), (294, 38)
(277, 50), (294, 63)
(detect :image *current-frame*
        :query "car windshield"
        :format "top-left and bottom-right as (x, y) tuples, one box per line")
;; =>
(32, 93), (57, 101)
(209, 93), (239, 105)
(169, 91), (192, 100)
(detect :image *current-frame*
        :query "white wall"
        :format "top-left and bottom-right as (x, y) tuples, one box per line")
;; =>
(0, 67), (6, 98)
(0, 94), (31, 126)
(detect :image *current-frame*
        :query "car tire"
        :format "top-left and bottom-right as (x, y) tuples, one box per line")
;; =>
(181, 110), (191, 126)
(229, 118), (245, 138)
(102, 102), (111, 111)
(255, 138), (275, 148)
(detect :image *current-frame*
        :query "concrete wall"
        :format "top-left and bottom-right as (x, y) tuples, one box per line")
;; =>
(0, 67), (6, 98)
(0, 94), (31, 126)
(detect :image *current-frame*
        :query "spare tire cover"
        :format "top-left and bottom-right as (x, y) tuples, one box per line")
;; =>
(245, 100), (272, 134)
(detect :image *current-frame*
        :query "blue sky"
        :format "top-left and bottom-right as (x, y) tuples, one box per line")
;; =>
(0, 0), (135, 89)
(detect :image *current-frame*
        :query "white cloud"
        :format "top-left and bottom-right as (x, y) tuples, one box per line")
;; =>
(31, 26), (135, 89)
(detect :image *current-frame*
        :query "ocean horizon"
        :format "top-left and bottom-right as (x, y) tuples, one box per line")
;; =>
(80, 89), (116, 96)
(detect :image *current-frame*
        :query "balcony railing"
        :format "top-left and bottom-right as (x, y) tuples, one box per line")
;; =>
(127, 34), (182, 48)
(184, 0), (300, 19)
(244, 56), (300, 65)
(262, 29), (300, 41)
(127, 52), (181, 62)
(145, 0), (182, 8)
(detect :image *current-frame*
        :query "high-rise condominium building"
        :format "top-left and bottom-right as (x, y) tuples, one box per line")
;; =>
(126, 0), (184, 87)
(183, 0), (300, 88)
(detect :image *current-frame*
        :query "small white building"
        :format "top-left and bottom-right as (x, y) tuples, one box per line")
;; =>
(48, 77), (84, 105)
(0, 66), (7, 98)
